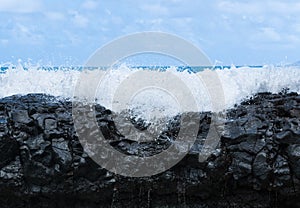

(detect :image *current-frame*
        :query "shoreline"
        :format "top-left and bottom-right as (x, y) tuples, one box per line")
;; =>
(0, 92), (299, 207)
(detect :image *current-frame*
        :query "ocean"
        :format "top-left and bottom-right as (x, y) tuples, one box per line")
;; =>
(0, 64), (299, 113)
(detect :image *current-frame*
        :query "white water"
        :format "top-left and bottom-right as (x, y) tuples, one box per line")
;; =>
(0, 64), (299, 115)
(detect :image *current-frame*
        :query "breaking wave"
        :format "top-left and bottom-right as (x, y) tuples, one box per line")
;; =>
(0, 64), (299, 115)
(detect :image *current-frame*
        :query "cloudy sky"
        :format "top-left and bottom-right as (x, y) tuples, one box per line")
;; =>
(0, 0), (300, 66)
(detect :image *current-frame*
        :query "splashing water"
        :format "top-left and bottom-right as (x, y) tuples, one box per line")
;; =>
(0, 63), (299, 116)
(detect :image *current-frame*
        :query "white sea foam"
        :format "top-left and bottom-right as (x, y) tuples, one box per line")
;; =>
(215, 65), (300, 109)
(0, 64), (299, 114)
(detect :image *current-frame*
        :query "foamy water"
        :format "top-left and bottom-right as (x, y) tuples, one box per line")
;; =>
(0, 64), (299, 115)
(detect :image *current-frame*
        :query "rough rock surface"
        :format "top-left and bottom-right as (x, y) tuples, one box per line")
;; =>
(0, 92), (299, 207)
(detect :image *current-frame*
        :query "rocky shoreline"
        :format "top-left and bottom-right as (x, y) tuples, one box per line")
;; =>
(0, 92), (300, 207)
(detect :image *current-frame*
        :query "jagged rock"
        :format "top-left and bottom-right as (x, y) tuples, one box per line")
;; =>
(0, 92), (299, 207)
(0, 116), (8, 137)
(253, 152), (270, 180)
(52, 138), (72, 167)
(287, 144), (300, 179)
(11, 110), (32, 124)
(44, 118), (57, 130)
(229, 151), (253, 179)
(275, 129), (300, 144)
(273, 155), (290, 186)
(0, 137), (19, 168)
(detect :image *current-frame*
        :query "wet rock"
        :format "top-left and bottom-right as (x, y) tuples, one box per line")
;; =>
(287, 144), (300, 179)
(227, 137), (265, 154)
(290, 107), (300, 117)
(253, 152), (270, 180)
(275, 129), (300, 144)
(0, 92), (299, 207)
(23, 161), (54, 186)
(11, 110), (32, 124)
(0, 137), (19, 168)
(273, 155), (290, 185)
(229, 152), (253, 179)
(0, 156), (23, 189)
(52, 138), (72, 167)
(0, 116), (8, 138)
(25, 134), (50, 151)
(222, 121), (244, 142)
(45, 118), (57, 130)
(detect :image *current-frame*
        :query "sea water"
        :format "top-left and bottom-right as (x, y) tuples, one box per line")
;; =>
(0, 64), (299, 117)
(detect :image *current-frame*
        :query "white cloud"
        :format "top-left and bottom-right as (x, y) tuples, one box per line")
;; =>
(74, 15), (89, 28)
(252, 27), (281, 42)
(216, 0), (300, 47)
(12, 23), (43, 44)
(292, 23), (300, 33)
(217, 1), (300, 15)
(286, 34), (300, 44)
(44, 12), (65, 21)
(266, 1), (300, 14)
(260, 27), (281, 41)
(82, 0), (98, 10)
(249, 26), (300, 49)
(1, 0), (300, 64)
(69, 11), (89, 28)
(15, 23), (29, 34)
(111, 16), (123, 25)
(140, 4), (169, 15)
(63, 30), (82, 45)
(105, 9), (111, 15)
(217, 1), (263, 14)
(0, 39), (8, 45)
(0, 0), (42, 13)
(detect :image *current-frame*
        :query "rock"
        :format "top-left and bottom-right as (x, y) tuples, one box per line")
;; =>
(25, 134), (50, 151)
(275, 129), (300, 144)
(23, 161), (54, 186)
(253, 152), (271, 180)
(287, 144), (300, 179)
(0, 116), (8, 137)
(227, 137), (265, 154)
(44, 118), (57, 130)
(52, 138), (72, 167)
(0, 156), (23, 189)
(229, 152), (253, 179)
(0, 92), (298, 207)
(290, 107), (300, 117)
(0, 137), (19, 168)
(11, 110), (32, 124)
(273, 155), (290, 185)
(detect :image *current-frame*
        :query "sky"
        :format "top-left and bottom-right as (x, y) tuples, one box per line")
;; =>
(0, 0), (300, 66)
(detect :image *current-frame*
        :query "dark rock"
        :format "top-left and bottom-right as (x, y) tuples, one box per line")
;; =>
(0, 137), (19, 168)
(11, 110), (32, 124)
(0, 116), (8, 137)
(273, 155), (290, 187)
(52, 138), (72, 171)
(0, 92), (299, 207)
(287, 144), (300, 179)
(229, 152), (253, 179)
(0, 156), (23, 189)
(44, 118), (57, 130)
(275, 129), (300, 144)
(253, 152), (271, 180)
(23, 161), (54, 186)
(227, 137), (265, 154)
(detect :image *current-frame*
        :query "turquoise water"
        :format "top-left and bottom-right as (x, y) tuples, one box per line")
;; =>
(0, 65), (264, 73)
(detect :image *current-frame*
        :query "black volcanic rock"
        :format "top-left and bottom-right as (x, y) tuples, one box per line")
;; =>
(0, 92), (299, 207)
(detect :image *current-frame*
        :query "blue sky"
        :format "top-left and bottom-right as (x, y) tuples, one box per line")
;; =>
(1, 0), (300, 66)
